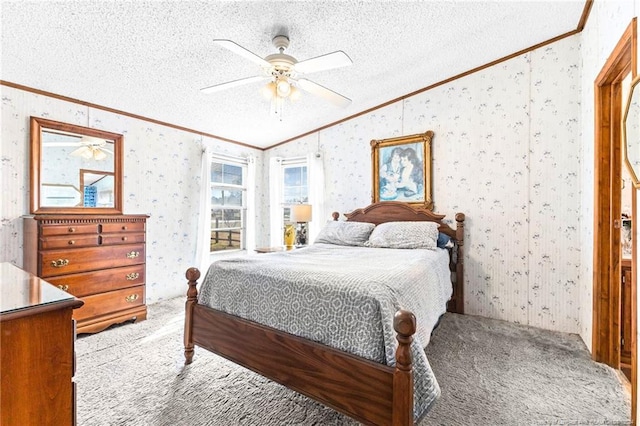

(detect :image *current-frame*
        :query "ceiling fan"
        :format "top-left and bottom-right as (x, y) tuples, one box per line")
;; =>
(201, 35), (353, 109)
(43, 134), (113, 161)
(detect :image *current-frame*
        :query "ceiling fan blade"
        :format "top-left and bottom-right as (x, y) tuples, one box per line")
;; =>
(294, 51), (352, 74)
(213, 39), (271, 68)
(201, 76), (267, 94)
(70, 146), (92, 158)
(296, 78), (352, 108)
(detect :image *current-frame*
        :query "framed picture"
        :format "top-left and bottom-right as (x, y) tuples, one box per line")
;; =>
(371, 130), (433, 209)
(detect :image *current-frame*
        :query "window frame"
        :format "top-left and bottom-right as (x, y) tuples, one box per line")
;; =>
(281, 158), (308, 225)
(210, 157), (248, 253)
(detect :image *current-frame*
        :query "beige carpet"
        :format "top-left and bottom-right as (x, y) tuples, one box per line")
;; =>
(75, 297), (630, 425)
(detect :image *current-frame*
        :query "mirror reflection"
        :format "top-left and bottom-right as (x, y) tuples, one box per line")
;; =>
(30, 116), (123, 214)
(624, 75), (640, 187)
(41, 130), (116, 208)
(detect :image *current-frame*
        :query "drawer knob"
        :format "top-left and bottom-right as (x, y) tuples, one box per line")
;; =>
(68, 240), (75, 245)
(121, 236), (127, 241)
(126, 272), (139, 280)
(51, 259), (69, 268)
(68, 227), (76, 233)
(126, 251), (140, 259)
(58, 284), (69, 291)
(122, 226), (128, 231)
(125, 294), (139, 303)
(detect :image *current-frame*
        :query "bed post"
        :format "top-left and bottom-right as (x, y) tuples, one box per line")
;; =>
(184, 267), (201, 365)
(392, 309), (416, 426)
(455, 213), (465, 314)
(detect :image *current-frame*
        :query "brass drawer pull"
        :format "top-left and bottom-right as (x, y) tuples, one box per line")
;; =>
(125, 294), (139, 303)
(68, 227), (76, 233)
(126, 272), (139, 280)
(58, 284), (69, 291)
(51, 259), (69, 268)
(126, 251), (139, 259)
(68, 240), (75, 245)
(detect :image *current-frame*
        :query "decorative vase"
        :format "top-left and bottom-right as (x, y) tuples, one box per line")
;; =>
(284, 224), (296, 248)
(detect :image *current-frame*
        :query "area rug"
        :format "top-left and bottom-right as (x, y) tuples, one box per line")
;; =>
(75, 297), (630, 425)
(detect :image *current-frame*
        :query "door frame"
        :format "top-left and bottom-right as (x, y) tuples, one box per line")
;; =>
(593, 17), (636, 423)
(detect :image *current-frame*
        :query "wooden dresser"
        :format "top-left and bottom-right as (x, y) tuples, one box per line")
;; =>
(23, 214), (149, 334)
(1, 262), (84, 425)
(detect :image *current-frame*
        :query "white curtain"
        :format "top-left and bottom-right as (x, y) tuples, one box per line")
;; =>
(195, 146), (212, 272)
(269, 157), (284, 246)
(245, 155), (256, 252)
(307, 151), (325, 243)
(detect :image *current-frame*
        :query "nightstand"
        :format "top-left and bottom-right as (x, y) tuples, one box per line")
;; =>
(254, 246), (295, 254)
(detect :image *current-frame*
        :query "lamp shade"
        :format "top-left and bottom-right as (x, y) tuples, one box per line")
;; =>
(290, 204), (312, 222)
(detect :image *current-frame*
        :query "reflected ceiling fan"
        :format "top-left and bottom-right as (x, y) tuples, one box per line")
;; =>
(43, 134), (113, 161)
(201, 35), (353, 113)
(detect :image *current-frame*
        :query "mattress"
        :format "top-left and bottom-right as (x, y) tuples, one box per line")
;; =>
(198, 242), (452, 419)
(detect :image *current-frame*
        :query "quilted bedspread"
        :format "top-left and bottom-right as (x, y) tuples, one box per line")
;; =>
(198, 242), (452, 420)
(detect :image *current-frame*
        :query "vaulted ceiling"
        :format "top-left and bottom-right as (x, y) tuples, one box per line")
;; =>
(1, 1), (588, 149)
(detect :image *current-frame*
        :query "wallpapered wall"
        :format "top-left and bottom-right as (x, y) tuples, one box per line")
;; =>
(267, 34), (582, 334)
(0, 88), (264, 303)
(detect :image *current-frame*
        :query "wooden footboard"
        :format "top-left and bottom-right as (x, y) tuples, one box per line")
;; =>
(184, 267), (416, 426)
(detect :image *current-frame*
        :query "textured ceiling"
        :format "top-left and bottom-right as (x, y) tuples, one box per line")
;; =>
(1, 1), (586, 149)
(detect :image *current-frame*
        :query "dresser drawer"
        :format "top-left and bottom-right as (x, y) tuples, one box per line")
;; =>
(40, 223), (99, 236)
(40, 244), (145, 277)
(74, 285), (145, 322)
(101, 232), (145, 245)
(44, 265), (145, 297)
(101, 222), (145, 234)
(40, 234), (100, 250)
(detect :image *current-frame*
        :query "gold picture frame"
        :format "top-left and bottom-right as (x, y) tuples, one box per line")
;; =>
(371, 130), (433, 209)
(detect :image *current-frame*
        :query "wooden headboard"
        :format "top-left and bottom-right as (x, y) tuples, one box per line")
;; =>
(332, 201), (465, 314)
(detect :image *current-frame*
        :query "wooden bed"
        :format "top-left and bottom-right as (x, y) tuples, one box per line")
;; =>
(183, 201), (465, 425)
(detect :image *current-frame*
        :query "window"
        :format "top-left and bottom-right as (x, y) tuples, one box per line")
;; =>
(269, 155), (320, 247)
(210, 159), (247, 252)
(282, 161), (308, 225)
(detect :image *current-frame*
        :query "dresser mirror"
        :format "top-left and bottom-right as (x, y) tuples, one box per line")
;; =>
(30, 117), (123, 214)
(623, 75), (640, 188)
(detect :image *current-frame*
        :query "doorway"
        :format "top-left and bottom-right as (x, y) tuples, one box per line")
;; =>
(593, 17), (636, 423)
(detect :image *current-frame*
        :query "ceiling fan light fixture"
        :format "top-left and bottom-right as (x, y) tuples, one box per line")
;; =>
(93, 148), (107, 161)
(276, 79), (291, 97)
(261, 81), (277, 100)
(69, 146), (94, 159)
(289, 86), (301, 102)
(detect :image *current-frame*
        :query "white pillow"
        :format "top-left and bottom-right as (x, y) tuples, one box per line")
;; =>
(314, 221), (376, 246)
(366, 221), (439, 249)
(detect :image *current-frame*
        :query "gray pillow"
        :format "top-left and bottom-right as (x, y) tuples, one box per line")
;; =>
(314, 221), (376, 246)
(366, 221), (439, 249)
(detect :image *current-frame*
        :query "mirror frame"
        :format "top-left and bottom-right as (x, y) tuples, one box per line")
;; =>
(30, 116), (123, 214)
(623, 75), (640, 188)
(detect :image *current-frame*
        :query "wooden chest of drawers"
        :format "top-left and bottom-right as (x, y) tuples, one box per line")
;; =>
(23, 214), (149, 334)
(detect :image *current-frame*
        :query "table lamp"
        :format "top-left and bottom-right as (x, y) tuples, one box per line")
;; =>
(290, 204), (312, 246)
